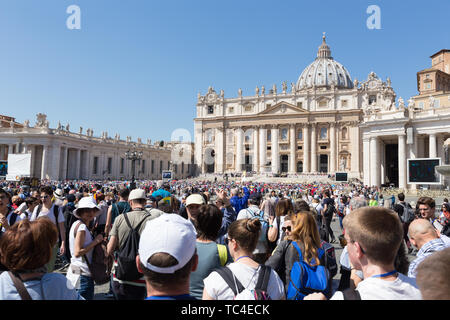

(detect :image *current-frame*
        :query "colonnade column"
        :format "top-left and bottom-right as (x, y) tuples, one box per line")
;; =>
(41, 144), (49, 179)
(370, 136), (379, 187)
(429, 133), (437, 158)
(289, 124), (296, 174)
(363, 138), (370, 186)
(271, 125), (279, 174)
(398, 134), (407, 190)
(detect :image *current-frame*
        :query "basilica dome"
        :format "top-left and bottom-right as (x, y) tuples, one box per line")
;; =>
(296, 35), (353, 90)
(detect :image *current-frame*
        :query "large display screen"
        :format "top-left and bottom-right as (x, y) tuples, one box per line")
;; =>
(407, 158), (441, 184)
(335, 172), (348, 182)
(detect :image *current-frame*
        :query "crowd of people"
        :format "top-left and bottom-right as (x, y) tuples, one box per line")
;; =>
(0, 178), (449, 300)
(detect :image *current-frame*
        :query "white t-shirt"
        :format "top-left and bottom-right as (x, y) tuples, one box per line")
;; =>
(69, 221), (93, 276)
(272, 215), (286, 246)
(203, 262), (285, 300)
(331, 273), (422, 300)
(31, 204), (65, 225)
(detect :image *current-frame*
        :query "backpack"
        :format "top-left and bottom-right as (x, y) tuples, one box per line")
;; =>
(320, 240), (337, 280)
(324, 202), (336, 218)
(115, 212), (150, 281)
(216, 265), (272, 300)
(246, 208), (269, 246)
(398, 203), (415, 224)
(286, 241), (330, 300)
(73, 221), (111, 285)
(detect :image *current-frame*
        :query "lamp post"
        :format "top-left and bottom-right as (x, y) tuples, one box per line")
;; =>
(125, 144), (143, 190)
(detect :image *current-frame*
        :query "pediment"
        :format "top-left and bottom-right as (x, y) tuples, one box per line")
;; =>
(258, 102), (309, 115)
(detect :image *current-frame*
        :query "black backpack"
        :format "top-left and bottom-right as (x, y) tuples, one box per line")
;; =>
(115, 212), (150, 281)
(216, 265), (272, 300)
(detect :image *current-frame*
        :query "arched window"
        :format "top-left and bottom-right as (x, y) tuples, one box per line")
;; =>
(342, 127), (348, 140)
(281, 128), (288, 140)
(320, 127), (328, 139)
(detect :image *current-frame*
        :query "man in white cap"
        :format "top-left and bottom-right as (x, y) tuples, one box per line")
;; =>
(184, 194), (205, 222)
(106, 188), (164, 300)
(136, 213), (198, 300)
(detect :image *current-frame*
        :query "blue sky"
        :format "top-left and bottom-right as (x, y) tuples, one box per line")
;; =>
(0, 0), (449, 142)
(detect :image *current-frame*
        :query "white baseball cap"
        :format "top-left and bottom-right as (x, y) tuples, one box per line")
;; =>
(129, 189), (146, 201)
(138, 214), (197, 274)
(185, 194), (205, 207)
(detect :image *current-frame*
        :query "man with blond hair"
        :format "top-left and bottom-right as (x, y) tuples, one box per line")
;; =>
(407, 219), (449, 278)
(305, 207), (421, 300)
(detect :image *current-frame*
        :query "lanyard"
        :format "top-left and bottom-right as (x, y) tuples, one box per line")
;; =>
(371, 270), (397, 278)
(235, 255), (250, 262)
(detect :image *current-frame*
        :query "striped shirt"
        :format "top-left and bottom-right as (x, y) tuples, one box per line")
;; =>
(408, 237), (448, 278)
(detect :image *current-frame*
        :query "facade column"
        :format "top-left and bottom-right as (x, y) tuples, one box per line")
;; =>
(235, 128), (244, 172)
(289, 124), (296, 174)
(215, 127), (225, 174)
(363, 138), (370, 186)
(429, 133), (437, 158)
(253, 126), (259, 173)
(8, 144), (14, 155)
(41, 145), (49, 180)
(370, 136), (379, 187)
(259, 126), (267, 173)
(271, 125), (280, 174)
(398, 134), (407, 190)
(303, 124), (310, 173)
(330, 123), (337, 173)
(311, 123), (317, 172)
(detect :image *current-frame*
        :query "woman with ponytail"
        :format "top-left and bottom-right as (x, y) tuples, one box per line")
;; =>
(202, 218), (285, 300)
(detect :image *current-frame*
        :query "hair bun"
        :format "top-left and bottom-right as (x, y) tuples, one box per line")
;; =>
(246, 218), (261, 233)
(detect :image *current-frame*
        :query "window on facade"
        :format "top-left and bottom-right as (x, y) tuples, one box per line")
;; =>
(298, 130), (303, 140)
(228, 107), (234, 114)
(267, 131), (271, 141)
(342, 127), (348, 140)
(120, 158), (124, 174)
(244, 105), (253, 112)
(168, 161), (170, 170)
(281, 128), (288, 140)
(426, 83), (431, 89)
(93, 157), (98, 174)
(320, 145), (327, 150)
(297, 102), (303, 108)
(245, 131), (252, 143)
(369, 95), (377, 105)
(142, 160), (146, 174)
(320, 128), (328, 139)
(207, 106), (214, 114)
(297, 146), (302, 150)
(181, 162), (184, 174)
(174, 164), (177, 174)
(151, 160), (154, 174)
(318, 100), (327, 108)
(341, 100), (348, 107)
(206, 130), (214, 144)
(107, 157), (112, 174)
(160, 160), (163, 173)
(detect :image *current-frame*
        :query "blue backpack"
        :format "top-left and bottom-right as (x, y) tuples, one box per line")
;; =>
(286, 241), (330, 300)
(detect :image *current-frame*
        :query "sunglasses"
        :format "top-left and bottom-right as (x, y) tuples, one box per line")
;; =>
(282, 226), (291, 232)
(40, 195), (50, 199)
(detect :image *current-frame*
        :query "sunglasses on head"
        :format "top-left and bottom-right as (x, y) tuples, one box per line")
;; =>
(282, 226), (291, 232)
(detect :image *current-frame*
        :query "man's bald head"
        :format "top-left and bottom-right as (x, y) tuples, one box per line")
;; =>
(408, 219), (439, 250)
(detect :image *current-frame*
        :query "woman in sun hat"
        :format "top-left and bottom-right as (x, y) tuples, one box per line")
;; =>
(66, 196), (104, 300)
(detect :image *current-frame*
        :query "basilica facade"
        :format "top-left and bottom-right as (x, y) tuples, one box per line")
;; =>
(194, 35), (396, 181)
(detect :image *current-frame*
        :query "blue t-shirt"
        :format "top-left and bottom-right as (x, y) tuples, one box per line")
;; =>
(0, 272), (83, 300)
